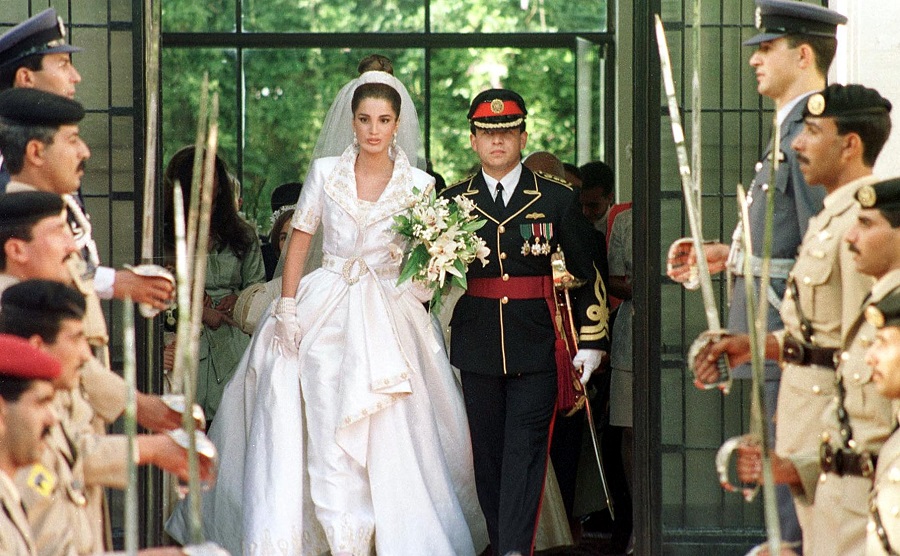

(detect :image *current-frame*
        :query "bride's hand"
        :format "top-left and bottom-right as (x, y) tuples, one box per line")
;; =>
(400, 280), (434, 304)
(273, 297), (301, 356)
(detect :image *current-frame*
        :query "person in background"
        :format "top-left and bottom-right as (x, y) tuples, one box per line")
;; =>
(162, 146), (265, 422)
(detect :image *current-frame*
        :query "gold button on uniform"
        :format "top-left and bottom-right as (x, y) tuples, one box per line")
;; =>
(498, 225), (505, 233)
(841, 351), (850, 361)
(500, 252), (507, 260)
(501, 296), (509, 304)
(812, 385), (821, 394)
(803, 276), (812, 285)
(502, 274), (509, 281)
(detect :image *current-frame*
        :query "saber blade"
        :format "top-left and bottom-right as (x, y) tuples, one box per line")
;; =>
(655, 14), (731, 393)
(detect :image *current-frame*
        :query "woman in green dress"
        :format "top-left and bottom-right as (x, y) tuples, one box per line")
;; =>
(163, 146), (265, 422)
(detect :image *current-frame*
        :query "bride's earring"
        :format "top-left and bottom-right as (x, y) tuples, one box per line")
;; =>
(353, 134), (359, 148)
(389, 133), (398, 159)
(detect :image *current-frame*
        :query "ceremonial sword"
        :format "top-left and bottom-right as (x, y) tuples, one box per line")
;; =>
(654, 15), (731, 393)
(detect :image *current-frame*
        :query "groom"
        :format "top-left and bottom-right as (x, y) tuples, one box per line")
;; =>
(442, 88), (610, 556)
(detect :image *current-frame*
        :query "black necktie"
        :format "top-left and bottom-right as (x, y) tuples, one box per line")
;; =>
(494, 182), (505, 211)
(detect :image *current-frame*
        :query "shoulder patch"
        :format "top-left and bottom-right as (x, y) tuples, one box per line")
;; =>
(25, 464), (56, 498)
(535, 171), (573, 189)
(444, 174), (475, 192)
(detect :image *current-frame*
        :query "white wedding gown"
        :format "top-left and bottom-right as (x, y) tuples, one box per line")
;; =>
(167, 146), (487, 555)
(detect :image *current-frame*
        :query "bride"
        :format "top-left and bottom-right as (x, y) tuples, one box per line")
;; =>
(167, 70), (487, 555)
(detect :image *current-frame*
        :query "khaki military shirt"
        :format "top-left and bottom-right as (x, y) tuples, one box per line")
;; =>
(0, 471), (36, 556)
(15, 390), (129, 556)
(805, 271), (900, 555)
(774, 175), (878, 502)
(867, 417), (900, 556)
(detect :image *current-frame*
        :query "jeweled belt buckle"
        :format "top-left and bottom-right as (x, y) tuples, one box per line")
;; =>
(341, 257), (368, 285)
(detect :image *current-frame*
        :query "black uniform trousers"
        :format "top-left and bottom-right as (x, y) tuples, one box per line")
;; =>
(461, 370), (557, 556)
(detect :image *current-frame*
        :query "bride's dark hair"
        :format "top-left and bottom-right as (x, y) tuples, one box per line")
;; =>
(351, 83), (401, 117)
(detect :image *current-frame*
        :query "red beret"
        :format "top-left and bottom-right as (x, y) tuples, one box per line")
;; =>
(0, 334), (61, 381)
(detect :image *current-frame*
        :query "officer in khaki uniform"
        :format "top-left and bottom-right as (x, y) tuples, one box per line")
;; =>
(859, 287), (900, 556)
(0, 88), (181, 433)
(0, 334), (61, 556)
(695, 84), (893, 552)
(0, 195), (211, 555)
(798, 176), (900, 554)
(441, 89), (609, 556)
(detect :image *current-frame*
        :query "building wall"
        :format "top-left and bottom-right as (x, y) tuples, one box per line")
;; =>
(832, 0), (900, 178)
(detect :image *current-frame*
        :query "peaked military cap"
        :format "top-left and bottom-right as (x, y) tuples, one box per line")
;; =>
(0, 333), (61, 380)
(802, 83), (892, 120)
(856, 177), (900, 211)
(0, 8), (81, 72)
(744, 0), (847, 46)
(866, 290), (900, 330)
(468, 89), (527, 130)
(0, 87), (84, 126)
(0, 191), (65, 228)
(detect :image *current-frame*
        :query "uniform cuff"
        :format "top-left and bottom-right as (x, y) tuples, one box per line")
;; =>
(94, 266), (115, 299)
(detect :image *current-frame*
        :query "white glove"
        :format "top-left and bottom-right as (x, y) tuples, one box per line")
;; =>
(273, 297), (301, 356)
(573, 348), (605, 386)
(401, 280), (435, 303)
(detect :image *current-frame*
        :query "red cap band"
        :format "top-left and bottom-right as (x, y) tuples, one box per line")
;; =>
(470, 99), (525, 120)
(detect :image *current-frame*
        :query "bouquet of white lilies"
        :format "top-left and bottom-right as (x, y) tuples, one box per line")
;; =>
(393, 188), (490, 312)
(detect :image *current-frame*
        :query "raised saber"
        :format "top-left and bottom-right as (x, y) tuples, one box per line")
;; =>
(129, 0), (174, 319)
(123, 300), (138, 556)
(655, 14), (731, 393)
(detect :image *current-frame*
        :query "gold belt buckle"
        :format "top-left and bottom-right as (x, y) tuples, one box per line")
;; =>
(341, 257), (367, 285)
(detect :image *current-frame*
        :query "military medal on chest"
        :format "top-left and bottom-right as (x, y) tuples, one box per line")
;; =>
(520, 222), (553, 256)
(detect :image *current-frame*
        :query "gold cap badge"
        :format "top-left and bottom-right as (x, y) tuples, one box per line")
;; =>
(857, 184), (877, 208)
(490, 99), (505, 114)
(866, 305), (886, 328)
(755, 7), (762, 30)
(807, 93), (826, 116)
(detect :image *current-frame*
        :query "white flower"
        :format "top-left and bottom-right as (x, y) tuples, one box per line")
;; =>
(475, 242), (491, 266)
(453, 195), (476, 217)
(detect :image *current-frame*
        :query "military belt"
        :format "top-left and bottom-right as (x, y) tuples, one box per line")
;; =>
(819, 443), (876, 478)
(871, 495), (900, 555)
(728, 251), (794, 280)
(466, 276), (552, 300)
(781, 335), (839, 369)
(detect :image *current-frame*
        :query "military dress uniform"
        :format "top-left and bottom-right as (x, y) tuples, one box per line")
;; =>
(860, 289), (900, 556)
(774, 174), (877, 527)
(869, 425), (900, 556)
(771, 85), (892, 546)
(808, 270), (900, 555)
(0, 472), (36, 556)
(443, 88), (608, 556)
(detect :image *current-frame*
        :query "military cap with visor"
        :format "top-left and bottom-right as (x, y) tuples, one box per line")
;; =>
(0, 191), (65, 227)
(744, 0), (847, 46)
(0, 333), (61, 380)
(0, 87), (84, 126)
(468, 88), (527, 130)
(0, 8), (81, 72)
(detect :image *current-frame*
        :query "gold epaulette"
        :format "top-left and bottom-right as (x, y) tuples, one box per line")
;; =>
(535, 170), (574, 189)
(444, 174), (476, 192)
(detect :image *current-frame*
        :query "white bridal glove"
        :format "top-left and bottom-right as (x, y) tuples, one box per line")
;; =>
(273, 297), (301, 356)
(573, 348), (605, 386)
(402, 280), (434, 304)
